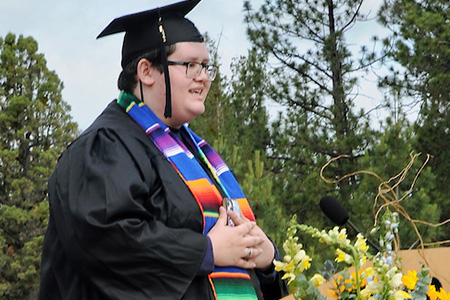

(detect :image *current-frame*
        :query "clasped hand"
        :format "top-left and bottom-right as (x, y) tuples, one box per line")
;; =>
(207, 206), (275, 270)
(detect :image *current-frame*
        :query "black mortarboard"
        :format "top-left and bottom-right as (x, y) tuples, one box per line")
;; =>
(97, 0), (204, 118)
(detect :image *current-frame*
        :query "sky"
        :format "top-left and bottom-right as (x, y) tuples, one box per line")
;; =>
(0, 0), (390, 131)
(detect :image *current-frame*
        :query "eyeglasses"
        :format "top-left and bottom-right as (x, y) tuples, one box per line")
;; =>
(167, 61), (218, 81)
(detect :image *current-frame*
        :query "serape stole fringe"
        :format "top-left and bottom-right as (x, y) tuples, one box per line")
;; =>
(117, 93), (258, 300)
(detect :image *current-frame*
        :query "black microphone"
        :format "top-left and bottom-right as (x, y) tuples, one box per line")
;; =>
(319, 196), (381, 253)
(319, 195), (349, 226)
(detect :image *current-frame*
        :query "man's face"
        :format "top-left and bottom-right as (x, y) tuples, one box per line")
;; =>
(164, 42), (212, 128)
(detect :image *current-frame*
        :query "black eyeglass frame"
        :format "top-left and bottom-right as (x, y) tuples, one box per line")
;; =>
(167, 61), (217, 81)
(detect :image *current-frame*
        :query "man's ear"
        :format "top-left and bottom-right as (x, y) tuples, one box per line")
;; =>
(136, 59), (155, 86)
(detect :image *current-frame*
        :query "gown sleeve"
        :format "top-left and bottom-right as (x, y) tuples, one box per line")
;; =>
(48, 126), (208, 299)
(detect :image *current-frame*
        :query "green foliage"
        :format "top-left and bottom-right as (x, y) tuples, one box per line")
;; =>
(195, 1), (450, 265)
(327, 110), (444, 247)
(241, 0), (448, 255)
(379, 0), (450, 99)
(243, 0), (382, 214)
(379, 0), (450, 230)
(241, 150), (288, 246)
(224, 48), (271, 154)
(0, 33), (78, 300)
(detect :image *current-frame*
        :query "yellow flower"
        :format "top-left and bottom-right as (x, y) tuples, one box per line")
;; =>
(335, 248), (346, 262)
(293, 250), (306, 263)
(362, 267), (375, 278)
(273, 260), (296, 274)
(355, 233), (369, 252)
(437, 288), (450, 300)
(310, 273), (326, 287)
(336, 248), (352, 264)
(360, 287), (372, 299)
(285, 262), (295, 273)
(327, 289), (338, 299)
(427, 284), (439, 300)
(328, 276), (347, 299)
(389, 273), (403, 289)
(331, 227), (350, 247)
(300, 257), (311, 270)
(320, 232), (333, 244)
(390, 290), (412, 300)
(402, 270), (418, 290)
(362, 280), (383, 299)
(350, 269), (368, 288)
(427, 285), (450, 300)
(281, 272), (296, 284)
(338, 229), (347, 240)
(273, 259), (286, 272)
(359, 255), (367, 267)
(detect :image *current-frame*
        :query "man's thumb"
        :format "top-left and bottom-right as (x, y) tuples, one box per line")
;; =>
(216, 206), (228, 226)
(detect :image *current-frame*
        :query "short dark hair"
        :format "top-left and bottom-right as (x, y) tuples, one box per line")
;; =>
(117, 44), (177, 93)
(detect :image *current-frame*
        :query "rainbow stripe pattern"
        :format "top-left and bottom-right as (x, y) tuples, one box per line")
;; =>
(117, 93), (258, 300)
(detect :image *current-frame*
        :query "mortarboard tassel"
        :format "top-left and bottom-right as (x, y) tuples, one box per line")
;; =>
(158, 13), (172, 118)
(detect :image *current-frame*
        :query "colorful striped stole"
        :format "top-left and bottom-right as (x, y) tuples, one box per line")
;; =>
(117, 93), (259, 300)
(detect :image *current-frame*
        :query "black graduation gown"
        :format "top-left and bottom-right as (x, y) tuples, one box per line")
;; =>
(39, 101), (287, 300)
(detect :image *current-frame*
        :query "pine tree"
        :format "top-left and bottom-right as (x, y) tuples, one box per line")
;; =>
(379, 0), (450, 226)
(224, 48), (271, 156)
(243, 0), (382, 226)
(0, 33), (79, 300)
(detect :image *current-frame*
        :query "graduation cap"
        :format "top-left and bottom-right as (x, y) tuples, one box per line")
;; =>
(97, 0), (204, 118)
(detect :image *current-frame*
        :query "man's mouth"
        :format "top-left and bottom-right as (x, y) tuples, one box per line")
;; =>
(190, 89), (203, 95)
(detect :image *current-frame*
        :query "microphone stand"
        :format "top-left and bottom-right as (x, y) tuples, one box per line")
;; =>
(347, 220), (381, 253)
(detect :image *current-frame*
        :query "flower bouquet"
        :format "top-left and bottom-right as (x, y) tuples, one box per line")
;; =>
(274, 154), (449, 300)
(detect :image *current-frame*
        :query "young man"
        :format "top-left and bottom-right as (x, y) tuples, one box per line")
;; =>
(39, 1), (288, 299)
